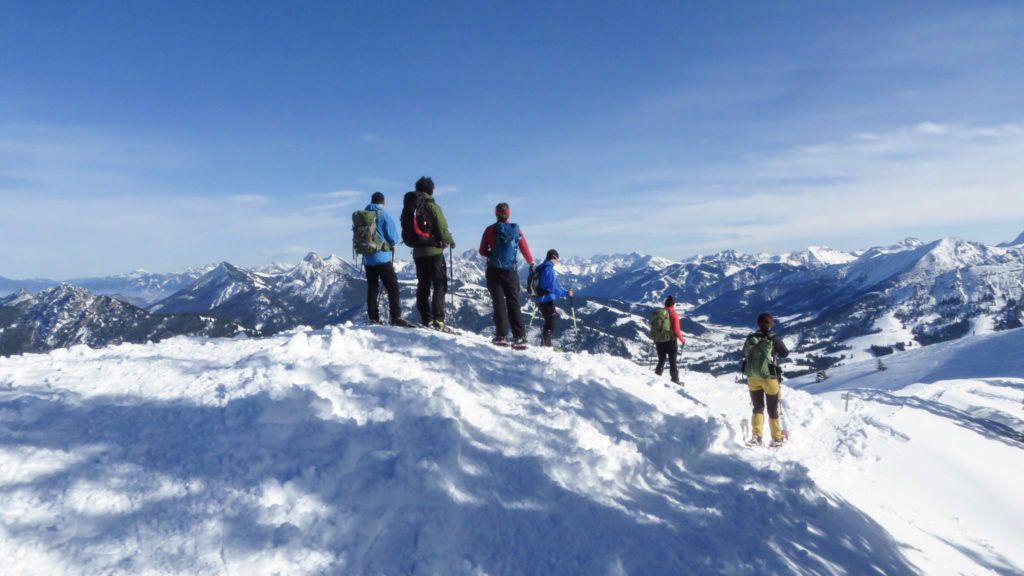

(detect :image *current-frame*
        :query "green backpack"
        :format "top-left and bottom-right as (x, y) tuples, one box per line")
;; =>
(352, 210), (389, 255)
(650, 308), (673, 343)
(743, 332), (776, 379)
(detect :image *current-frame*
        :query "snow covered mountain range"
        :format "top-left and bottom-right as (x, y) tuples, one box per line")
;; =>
(0, 284), (257, 356)
(3, 233), (1024, 377)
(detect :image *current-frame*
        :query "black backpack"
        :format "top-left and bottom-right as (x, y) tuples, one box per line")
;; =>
(400, 191), (438, 248)
(527, 262), (549, 297)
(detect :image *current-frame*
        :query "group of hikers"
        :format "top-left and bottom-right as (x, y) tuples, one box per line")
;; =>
(351, 176), (573, 348)
(353, 176), (789, 447)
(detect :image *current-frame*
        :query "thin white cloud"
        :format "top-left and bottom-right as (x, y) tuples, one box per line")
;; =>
(524, 121), (1024, 259)
(913, 122), (946, 135)
(0, 122), (184, 196)
(317, 190), (363, 199)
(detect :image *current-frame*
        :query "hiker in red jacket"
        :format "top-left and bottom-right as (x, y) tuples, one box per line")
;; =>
(479, 202), (534, 347)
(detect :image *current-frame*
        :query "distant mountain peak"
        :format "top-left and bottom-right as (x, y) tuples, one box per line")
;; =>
(999, 230), (1024, 247)
(42, 282), (93, 302)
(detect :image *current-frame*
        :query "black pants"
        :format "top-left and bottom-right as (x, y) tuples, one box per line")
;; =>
(365, 261), (401, 323)
(750, 390), (780, 419)
(414, 254), (447, 325)
(538, 301), (557, 332)
(655, 340), (679, 382)
(486, 266), (525, 339)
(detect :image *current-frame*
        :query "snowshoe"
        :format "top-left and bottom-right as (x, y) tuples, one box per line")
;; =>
(430, 320), (456, 334)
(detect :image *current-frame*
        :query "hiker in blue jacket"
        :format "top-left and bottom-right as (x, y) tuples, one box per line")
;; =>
(533, 249), (573, 347)
(362, 192), (408, 326)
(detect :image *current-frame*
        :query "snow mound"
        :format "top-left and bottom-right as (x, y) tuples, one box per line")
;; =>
(2, 325), (1022, 575)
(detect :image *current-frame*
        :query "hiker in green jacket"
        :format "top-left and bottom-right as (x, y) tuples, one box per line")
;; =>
(408, 177), (455, 331)
(742, 313), (789, 447)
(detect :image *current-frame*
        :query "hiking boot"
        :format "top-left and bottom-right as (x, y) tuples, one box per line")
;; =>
(512, 337), (528, 348)
(769, 438), (785, 448)
(391, 318), (410, 327)
(747, 435), (763, 446)
(431, 320), (455, 334)
(492, 336), (510, 347)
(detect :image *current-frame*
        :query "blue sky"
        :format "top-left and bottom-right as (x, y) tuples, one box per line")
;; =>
(2, 1), (1023, 279)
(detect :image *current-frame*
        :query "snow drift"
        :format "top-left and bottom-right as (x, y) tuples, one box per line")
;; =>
(1, 324), (1022, 575)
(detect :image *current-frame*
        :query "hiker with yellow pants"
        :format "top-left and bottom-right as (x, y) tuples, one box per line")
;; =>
(743, 313), (789, 447)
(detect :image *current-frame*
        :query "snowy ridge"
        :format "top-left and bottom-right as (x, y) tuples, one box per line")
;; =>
(0, 283), (255, 355)
(4, 232), (1024, 374)
(2, 325), (1022, 574)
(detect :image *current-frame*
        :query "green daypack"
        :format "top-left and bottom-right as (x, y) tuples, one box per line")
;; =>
(352, 210), (389, 255)
(650, 308), (673, 343)
(743, 332), (776, 379)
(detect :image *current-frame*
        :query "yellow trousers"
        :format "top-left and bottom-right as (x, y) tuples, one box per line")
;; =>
(748, 377), (782, 442)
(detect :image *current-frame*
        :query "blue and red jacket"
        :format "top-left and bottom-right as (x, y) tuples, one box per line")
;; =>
(479, 223), (534, 269)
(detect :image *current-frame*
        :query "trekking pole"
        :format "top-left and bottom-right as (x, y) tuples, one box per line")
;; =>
(779, 392), (789, 441)
(448, 246), (456, 330)
(569, 294), (578, 330)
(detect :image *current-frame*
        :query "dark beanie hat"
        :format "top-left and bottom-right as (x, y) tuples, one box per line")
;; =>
(665, 295), (675, 307)
(546, 249), (559, 260)
(371, 191), (385, 204)
(415, 176), (434, 194)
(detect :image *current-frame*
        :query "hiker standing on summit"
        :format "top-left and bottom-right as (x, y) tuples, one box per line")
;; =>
(479, 202), (534, 347)
(354, 192), (408, 327)
(531, 249), (573, 347)
(401, 177), (456, 332)
(742, 312), (789, 447)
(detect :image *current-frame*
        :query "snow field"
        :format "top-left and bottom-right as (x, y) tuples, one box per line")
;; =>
(1, 324), (1022, 574)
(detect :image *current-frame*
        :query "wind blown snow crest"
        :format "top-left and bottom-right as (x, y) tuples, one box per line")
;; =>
(2, 325), (1020, 574)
